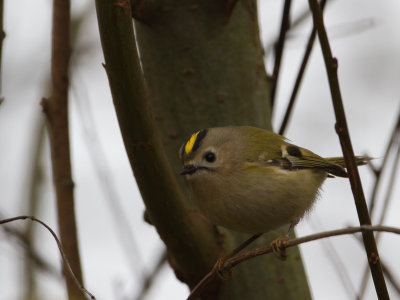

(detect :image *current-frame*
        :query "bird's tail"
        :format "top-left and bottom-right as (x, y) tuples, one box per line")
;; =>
(325, 156), (372, 168)
(323, 156), (371, 177)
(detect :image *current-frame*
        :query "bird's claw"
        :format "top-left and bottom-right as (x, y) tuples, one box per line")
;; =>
(270, 236), (289, 260)
(212, 256), (232, 280)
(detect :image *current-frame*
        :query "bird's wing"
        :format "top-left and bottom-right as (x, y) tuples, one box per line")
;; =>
(281, 144), (348, 177)
(255, 143), (348, 177)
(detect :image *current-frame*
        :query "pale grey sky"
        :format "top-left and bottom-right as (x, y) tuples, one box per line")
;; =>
(1, 0), (399, 299)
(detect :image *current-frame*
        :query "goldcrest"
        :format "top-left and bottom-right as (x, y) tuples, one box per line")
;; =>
(179, 126), (369, 234)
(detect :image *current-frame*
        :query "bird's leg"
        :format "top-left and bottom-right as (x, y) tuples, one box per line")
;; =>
(270, 220), (298, 260)
(287, 220), (298, 238)
(213, 233), (263, 279)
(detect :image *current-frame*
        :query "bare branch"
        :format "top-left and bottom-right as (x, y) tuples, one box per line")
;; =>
(307, 0), (389, 298)
(0, 0), (4, 93)
(381, 261), (400, 295)
(0, 216), (95, 300)
(42, 0), (84, 298)
(0, 215), (60, 278)
(359, 115), (400, 298)
(369, 108), (400, 215)
(308, 218), (356, 298)
(23, 117), (47, 298)
(278, 0), (327, 135)
(42, 0), (84, 297)
(134, 250), (167, 300)
(270, 0), (292, 109)
(71, 80), (143, 278)
(351, 234), (400, 298)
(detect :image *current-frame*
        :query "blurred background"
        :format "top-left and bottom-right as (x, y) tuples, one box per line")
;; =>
(1, 0), (399, 299)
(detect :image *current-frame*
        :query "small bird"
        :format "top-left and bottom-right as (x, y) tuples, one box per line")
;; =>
(179, 126), (370, 234)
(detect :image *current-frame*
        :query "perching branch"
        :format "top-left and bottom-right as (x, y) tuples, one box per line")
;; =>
(188, 225), (400, 300)
(0, 216), (95, 300)
(41, 0), (84, 298)
(307, 0), (389, 298)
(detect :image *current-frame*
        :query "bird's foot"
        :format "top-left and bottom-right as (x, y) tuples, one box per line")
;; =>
(212, 255), (232, 280)
(270, 235), (289, 260)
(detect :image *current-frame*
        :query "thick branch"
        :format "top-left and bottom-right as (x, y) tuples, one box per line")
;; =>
(307, 0), (389, 298)
(95, 0), (222, 289)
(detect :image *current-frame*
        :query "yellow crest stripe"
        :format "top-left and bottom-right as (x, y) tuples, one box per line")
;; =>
(185, 130), (201, 155)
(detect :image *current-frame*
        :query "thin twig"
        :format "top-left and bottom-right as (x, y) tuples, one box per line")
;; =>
(351, 234), (400, 298)
(0, 214), (60, 277)
(134, 250), (167, 300)
(381, 261), (400, 295)
(0, 0), (4, 93)
(307, 0), (389, 298)
(309, 218), (357, 298)
(24, 117), (47, 299)
(71, 77), (143, 278)
(278, 0), (327, 135)
(357, 107), (400, 298)
(264, 0), (335, 58)
(187, 225), (400, 300)
(0, 216), (95, 299)
(270, 0), (292, 109)
(359, 135), (400, 299)
(369, 108), (400, 215)
(376, 140), (400, 229)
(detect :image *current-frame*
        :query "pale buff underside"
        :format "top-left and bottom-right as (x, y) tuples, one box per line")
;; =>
(186, 165), (327, 234)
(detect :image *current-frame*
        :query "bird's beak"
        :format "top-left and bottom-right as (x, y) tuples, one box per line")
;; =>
(180, 165), (198, 175)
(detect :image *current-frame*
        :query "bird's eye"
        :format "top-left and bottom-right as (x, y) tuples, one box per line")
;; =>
(204, 151), (216, 163)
